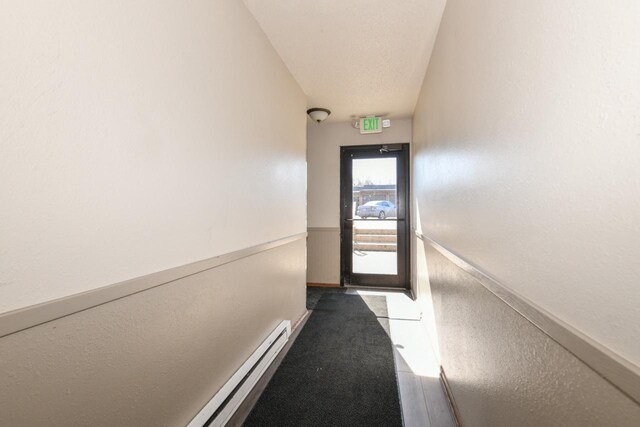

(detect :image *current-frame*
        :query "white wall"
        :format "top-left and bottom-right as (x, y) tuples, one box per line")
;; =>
(0, 0), (307, 314)
(307, 119), (412, 228)
(413, 0), (640, 365)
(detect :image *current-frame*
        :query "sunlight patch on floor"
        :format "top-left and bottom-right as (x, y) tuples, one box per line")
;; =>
(341, 288), (456, 426)
(346, 289), (438, 377)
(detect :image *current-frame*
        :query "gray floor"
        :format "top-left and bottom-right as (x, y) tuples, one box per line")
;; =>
(229, 287), (456, 427)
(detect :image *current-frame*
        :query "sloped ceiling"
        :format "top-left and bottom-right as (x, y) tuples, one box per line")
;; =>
(243, 0), (446, 122)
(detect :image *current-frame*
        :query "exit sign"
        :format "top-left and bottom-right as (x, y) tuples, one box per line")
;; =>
(360, 117), (382, 134)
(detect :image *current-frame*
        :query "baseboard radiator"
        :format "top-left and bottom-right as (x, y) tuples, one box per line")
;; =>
(187, 320), (291, 427)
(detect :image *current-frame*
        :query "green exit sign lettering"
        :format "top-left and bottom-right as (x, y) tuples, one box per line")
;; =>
(360, 117), (382, 134)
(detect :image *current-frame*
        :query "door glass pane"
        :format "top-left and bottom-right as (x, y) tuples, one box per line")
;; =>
(352, 158), (397, 275)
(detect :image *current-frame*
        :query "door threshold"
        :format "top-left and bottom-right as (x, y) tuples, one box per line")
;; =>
(344, 285), (409, 292)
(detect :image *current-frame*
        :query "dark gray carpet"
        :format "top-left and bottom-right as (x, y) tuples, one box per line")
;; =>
(305, 286), (345, 310)
(243, 292), (402, 427)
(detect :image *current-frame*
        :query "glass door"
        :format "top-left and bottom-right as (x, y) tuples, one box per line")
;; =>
(340, 144), (409, 288)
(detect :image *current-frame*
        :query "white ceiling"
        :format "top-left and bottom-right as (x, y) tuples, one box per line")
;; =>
(243, 0), (447, 123)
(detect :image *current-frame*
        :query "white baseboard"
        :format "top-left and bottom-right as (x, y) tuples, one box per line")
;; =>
(187, 320), (291, 427)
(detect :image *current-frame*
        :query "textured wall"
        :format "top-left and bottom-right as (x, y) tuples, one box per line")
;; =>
(307, 228), (340, 284)
(0, 238), (306, 426)
(412, 0), (640, 366)
(0, 0), (306, 313)
(417, 239), (640, 426)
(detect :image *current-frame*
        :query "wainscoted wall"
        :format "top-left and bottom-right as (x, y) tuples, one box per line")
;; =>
(0, 236), (306, 426)
(1, 2), (307, 424)
(411, 0), (640, 423)
(307, 228), (341, 285)
(414, 234), (640, 426)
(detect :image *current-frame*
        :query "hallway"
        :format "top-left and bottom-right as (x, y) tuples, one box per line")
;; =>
(2, 0), (640, 426)
(230, 287), (455, 427)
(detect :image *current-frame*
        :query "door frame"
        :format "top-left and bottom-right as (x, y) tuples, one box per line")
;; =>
(339, 143), (410, 289)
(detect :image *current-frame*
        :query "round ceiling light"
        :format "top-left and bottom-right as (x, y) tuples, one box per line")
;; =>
(307, 108), (331, 123)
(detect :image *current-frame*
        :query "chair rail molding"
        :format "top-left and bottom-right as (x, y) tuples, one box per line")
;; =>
(414, 229), (640, 405)
(0, 232), (307, 339)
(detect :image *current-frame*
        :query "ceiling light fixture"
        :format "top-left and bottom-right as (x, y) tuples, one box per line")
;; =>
(307, 108), (331, 123)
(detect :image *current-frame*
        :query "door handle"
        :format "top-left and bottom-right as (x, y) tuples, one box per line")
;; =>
(344, 218), (406, 221)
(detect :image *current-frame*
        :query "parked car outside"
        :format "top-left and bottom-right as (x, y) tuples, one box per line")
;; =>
(356, 201), (396, 219)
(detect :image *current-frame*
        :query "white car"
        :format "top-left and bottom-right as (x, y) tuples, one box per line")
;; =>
(356, 201), (396, 219)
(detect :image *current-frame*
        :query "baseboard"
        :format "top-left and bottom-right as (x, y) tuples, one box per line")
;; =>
(440, 368), (462, 427)
(307, 282), (341, 288)
(224, 309), (311, 427)
(187, 320), (291, 427)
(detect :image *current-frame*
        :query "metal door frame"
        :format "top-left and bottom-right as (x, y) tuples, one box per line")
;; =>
(339, 143), (410, 288)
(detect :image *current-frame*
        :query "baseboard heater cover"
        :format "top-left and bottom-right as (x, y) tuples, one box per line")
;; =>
(187, 320), (291, 427)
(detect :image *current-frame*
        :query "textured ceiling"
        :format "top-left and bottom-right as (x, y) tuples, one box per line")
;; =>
(243, 0), (446, 122)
